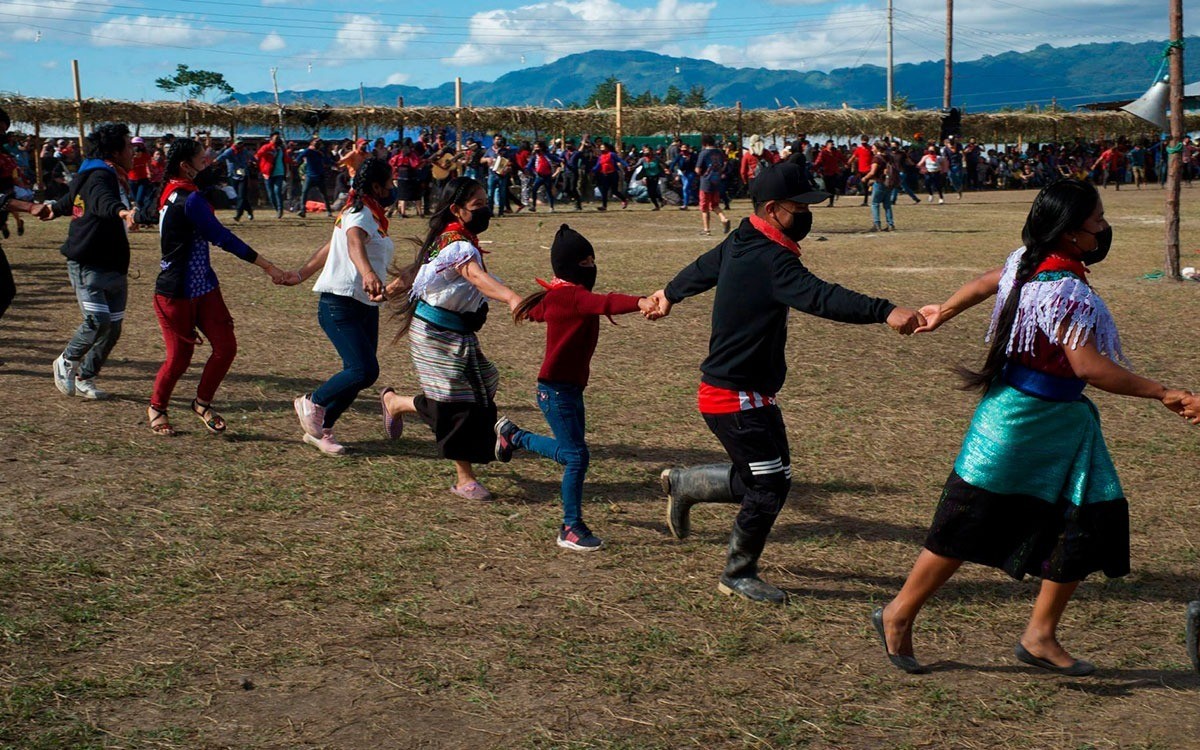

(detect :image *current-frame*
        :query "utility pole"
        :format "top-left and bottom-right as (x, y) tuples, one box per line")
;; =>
(886, 0), (894, 112)
(1165, 0), (1184, 280)
(270, 67), (283, 133)
(943, 0), (953, 109)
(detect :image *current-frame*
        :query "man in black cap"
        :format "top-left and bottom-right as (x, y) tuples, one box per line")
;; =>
(647, 162), (924, 604)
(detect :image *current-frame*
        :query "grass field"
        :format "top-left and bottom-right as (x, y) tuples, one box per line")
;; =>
(2, 186), (1199, 749)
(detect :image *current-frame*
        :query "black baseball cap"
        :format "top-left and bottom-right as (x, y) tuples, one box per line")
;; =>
(749, 162), (829, 206)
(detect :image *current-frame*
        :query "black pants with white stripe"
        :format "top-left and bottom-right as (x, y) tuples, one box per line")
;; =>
(703, 405), (792, 541)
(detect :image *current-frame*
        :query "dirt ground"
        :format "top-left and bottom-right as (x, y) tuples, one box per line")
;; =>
(1, 185), (1198, 749)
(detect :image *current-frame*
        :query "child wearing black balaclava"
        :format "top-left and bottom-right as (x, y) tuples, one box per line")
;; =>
(494, 224), (656, 552)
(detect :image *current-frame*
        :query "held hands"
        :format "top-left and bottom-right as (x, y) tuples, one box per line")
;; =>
(362, 271), (385, 301)
(886, 306), (927, 336)
(1164, 389), (1200, 425)
(914, 304), (945, 334)
(119, 209), (139, 232)
(641, 289), (672, 321)
(33, 203), (54, 221)
(264, 264), (289, 285)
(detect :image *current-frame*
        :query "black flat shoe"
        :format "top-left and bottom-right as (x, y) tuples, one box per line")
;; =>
(1014, 643), (1095, 676)
(1186, 600), (1200, 674)
(871, 607), (928, 674)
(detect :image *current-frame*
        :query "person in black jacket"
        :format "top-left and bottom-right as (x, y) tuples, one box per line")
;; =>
(648, 162), (924, 604)
(35, 123), (141, 400)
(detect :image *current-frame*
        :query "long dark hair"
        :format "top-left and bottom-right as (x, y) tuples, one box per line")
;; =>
(390, 176), (485, 339)
(957, 178), (1099, 392)
(513, 289), (548, 323)
(348, 158), (391, 214)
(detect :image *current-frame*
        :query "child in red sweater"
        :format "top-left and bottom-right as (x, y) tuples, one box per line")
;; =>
(496, 225), (656, 550)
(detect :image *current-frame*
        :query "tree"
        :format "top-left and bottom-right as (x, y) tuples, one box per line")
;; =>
(681, 84), (708, 109)
(662, 85), (683, 106)
(630, 89), (661, 107)
(882, 93), (916, 111)
(584, 76), (620, 108)
(155, 64), (234, 102)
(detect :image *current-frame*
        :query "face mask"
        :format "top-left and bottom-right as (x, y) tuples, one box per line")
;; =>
(573, 265), (598, 291)
(193, 164), (220, 190)
(1082, 226), (1112, 265)
(781, 209), (813, 242)
(464, 206), (491, 235)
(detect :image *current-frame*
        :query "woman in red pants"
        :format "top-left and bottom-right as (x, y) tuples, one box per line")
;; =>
(148, 138), (287, 435)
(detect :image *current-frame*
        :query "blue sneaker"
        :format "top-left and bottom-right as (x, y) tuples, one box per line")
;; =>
(494, 416), (519, 463)
(557, 522), (604, 552)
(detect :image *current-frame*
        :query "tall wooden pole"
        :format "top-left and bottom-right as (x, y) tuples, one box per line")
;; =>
(1165, 0), (1184, 280)
(397, 96), (404, 142)
(270, 67), (283, 133)
(886, 0), (895, 112)
(359, 83), (367, 140)
(33, 120), (43, 191)
(615, 82), (624, 153)
(71, 60), (85, 151)
(736, 101), (744, 160)
(455, 77), (463, 152)
(943, 0), (953, 109)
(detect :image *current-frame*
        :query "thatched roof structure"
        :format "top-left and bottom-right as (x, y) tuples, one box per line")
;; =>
(2, 95), (1194, 141)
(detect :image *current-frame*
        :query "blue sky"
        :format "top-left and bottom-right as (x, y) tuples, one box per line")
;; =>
(0, 0), (1170, 100)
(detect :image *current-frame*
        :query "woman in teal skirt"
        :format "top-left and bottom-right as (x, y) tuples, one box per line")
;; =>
(874, 180), (1198, 676)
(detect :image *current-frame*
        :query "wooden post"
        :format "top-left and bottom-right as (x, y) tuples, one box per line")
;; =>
(943, 0), (953, 110)
(886, 0), (895, 111)
(33, 120), (43, 191)
(455, 77), (463, 152)
(397, 96), (405, 142)
(736, 101), (744, 160)
(359, 82), (367, 141)
(1165, 0), (1184, 280)
(71, 59), (85, 151)
(270, 67), (284, 134)
(615, 82), (623, 153)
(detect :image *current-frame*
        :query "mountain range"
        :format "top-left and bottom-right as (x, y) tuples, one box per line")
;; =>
(227, 38), (1200, 112)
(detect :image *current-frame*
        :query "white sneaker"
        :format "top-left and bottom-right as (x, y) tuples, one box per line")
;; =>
(53, 355), (76, 396)
(927, 196), (934, 203)
(938, 198), (945, 205)
(293, 395), (325, 438)
(73, 377), (109, 400)
(303, 429), (346, 455)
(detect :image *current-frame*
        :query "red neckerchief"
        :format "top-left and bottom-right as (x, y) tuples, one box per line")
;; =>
(534, 277), (618, 325)
(159, 178), (197, 210)
(339, 191), (390, 236)
(443, 221), (483, 252)
(1037, 252), (1088, 280)
(749, 214), (801, 256)
(105, 159), (131, 194)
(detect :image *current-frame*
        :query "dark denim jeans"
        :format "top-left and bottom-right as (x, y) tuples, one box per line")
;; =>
(313, 293), (379, 428)
(513, 381), (589, 529)
(266, 175), (286, 216)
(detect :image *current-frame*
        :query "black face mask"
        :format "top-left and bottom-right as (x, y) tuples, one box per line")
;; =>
(781, 210), (813, 242)
(464, 206), (491, 235)
(193, 165), (221, 191)
(1082, 226), (1112, 266)
(573, 265), (598, 291)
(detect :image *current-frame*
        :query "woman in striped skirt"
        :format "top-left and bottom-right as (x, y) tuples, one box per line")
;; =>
(380, 177), (522, 500)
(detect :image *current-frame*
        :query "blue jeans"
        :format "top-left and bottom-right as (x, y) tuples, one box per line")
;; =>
(679, 173), (695, 205)
(891, 171), (920, 204)
(266, 175), (285, 215)
(299, 174), (331, 214)
(487, 172), (509, 215)
(871, 182), (894, 228)
(313, 293), (379, 428)
(530, 174), (555, 209)
(512, 382), (589, 529)
(231, 179), (253, 219)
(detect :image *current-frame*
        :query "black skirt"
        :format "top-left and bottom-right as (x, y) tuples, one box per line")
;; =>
(414, 394), (497, 464)
(395, 178), (422, 202)
(924, 472), (1130, 583)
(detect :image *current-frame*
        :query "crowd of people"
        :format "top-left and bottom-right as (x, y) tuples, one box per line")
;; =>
(3, 108), (1200, 677)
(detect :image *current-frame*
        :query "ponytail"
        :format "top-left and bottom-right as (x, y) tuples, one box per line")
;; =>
(512, 290), (549, 323)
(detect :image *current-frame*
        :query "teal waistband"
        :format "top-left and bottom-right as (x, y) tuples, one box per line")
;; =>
(413, 299), (470, 333)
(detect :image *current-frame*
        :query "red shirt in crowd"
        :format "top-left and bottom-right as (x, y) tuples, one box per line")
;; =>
(128, 151), (151, 181)
(853, 143), (873, 174)
(524, 282), (643, 388)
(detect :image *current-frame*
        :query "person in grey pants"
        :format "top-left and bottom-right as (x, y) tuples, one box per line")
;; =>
(35, 123), (141, 400)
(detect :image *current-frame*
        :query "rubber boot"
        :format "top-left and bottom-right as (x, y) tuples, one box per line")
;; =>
(718, 522), (786, 604)
(660, 463), (736, 539)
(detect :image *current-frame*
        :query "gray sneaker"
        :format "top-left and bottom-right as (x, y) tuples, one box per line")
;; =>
(73, 377), (109, 400)
(53, 355), (76, 396)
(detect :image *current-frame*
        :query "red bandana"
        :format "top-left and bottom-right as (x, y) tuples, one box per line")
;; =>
(749, 214), (801, 256)
(1036, 252), (1089, 280)
(337, 191), (390, 236)
(159, 178), (198, 211)
(535, 277), (576, 290)
(442, 221), (483, 252)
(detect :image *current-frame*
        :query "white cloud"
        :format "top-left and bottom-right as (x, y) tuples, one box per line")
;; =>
(385, 72), (411, 85)
(91, 15), (215, 47)
(40, 60), (59, 69)
(449, 0), (716, 66)
(333, 15), (426, 58)
(0, 0), (106, 41)
(260, 31), (286, 51)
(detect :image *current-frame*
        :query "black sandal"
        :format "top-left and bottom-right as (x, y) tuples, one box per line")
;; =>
(190, 399), (227, 434)
(147, 405), (177, 437)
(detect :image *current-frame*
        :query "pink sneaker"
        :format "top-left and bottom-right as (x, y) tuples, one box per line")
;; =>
(294, 394), (325, 438)
(303, 428), (346, 455)
(449, 481), (492, 501)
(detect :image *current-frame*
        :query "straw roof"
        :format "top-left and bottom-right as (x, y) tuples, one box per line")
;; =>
(2, 95), (1194, 140)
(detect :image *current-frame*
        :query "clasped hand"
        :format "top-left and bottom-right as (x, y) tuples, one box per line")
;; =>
(640, 290), (672, 321)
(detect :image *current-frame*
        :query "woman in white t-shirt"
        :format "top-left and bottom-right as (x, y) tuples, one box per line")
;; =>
(919, 146), (945, 203)
(379, 176), (523, 501)
(285, 158), (395, 454)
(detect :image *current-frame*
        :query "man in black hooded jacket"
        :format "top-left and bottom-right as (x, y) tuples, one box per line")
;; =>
(35, 123), (141, 400)
(649, 162), (924, 603)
